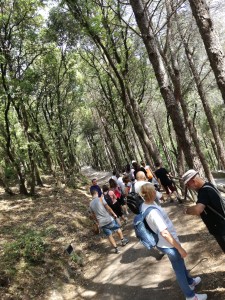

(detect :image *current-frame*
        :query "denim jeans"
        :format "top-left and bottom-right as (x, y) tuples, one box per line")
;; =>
(157, 246), (195, 298)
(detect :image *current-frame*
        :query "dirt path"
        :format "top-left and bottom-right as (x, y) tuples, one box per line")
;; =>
(0, 167), (224, 300)
(76, 167), (225, 300)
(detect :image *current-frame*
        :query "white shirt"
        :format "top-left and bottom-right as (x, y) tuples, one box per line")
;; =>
(141, 203), (180, 248)
(134, 181), (162, 201)
(117, 176), (125, 191)
(111, 175), (117, 182)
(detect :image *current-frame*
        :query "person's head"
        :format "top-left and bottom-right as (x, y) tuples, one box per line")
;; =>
(132, 161), (138, 170)
(182, 169), (204, 190)
(140, 183), (156, 203)
(122, 175), (130, 184)
(115, 171), (120, 178)
(112, 169), (117, 176)
(102, 185), (109, 193)
(125, 163), (131, 172)
(92, 178), (97, 185)
(109, 178), (117, 188)
(136, 171), (146, 181)
(155, 162), (161, 168)
(140, 161), (146, 167)
(90, 189), (98, 198)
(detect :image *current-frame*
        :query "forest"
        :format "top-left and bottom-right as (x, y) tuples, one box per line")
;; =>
(1, 0), (225, 194)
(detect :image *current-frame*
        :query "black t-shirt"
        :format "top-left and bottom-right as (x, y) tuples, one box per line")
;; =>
(134, 167), (147, 179)
(154, 168), (172, 186)
(197, 182), (225, 235)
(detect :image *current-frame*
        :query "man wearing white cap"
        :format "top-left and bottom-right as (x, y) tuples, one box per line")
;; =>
(182, 169), (225, 253)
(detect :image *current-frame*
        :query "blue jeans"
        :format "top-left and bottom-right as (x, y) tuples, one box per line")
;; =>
(157, 247), (195, 298)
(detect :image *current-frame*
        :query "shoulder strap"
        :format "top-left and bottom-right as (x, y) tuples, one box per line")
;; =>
(131, 183), (135, 193)
(142, 205), (159, 220)
(202, 184), (225, 220)
(142, 205), (159, 234)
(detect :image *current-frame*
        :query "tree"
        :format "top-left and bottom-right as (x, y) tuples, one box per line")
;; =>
(188, 0), (225, 104)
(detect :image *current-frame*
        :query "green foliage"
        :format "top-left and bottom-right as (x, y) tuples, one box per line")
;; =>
(3, 229), (46, 266)
(70, 252), (83, 266)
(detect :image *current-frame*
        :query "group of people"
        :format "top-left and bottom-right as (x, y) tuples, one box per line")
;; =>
(88, 162), (225, 300)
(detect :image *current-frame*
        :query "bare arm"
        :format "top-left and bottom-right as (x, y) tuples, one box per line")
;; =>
(184, 203), (205, 216)
(160, 229), (187, 258)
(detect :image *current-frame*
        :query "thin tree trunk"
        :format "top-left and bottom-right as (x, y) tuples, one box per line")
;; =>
(130, 0), (196, 169)
(188, 0), (225, 103)
(182, 40), (225, 170)
(154, 117), (176, 174)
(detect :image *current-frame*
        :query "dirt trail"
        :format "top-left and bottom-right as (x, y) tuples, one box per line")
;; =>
(0, 167), (224, 300)
(76, 167), (225, 300)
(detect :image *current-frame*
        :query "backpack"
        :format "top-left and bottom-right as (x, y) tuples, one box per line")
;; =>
(202, 184), (225, 221)
(134, 205), (159, 250)
(126, 183), (144, 214)
(146, 168), (153, 180)
(104, 192), (113, 206)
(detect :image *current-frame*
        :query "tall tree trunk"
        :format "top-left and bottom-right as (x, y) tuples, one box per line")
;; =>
(165, 51), (214, 182)
(130, 0), (197, 169)
(154, 117), (176, 174)
(66, 0), (161, 165)
(188, 0), (225, 103)
(183, 40), (225, 170)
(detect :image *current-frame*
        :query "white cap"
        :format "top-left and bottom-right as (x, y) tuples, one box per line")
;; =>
(182, 169), (198, 185)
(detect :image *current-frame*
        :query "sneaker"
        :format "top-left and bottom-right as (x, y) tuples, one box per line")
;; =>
(186, 293), (207, 300)
(189, 277), (201, 290)
(114, 247), (120, 254)
(121, 238), (129, 246)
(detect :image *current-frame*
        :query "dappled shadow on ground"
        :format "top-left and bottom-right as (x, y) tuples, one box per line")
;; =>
(0, 170), (224, 300)
(64, 269), (225, 300)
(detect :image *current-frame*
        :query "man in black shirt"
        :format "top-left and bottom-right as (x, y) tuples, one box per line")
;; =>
(155, 162), (181, 203)
(182, 169), (225, 253)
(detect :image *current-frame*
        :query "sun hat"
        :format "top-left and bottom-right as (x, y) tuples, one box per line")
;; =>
(182, 169), (198, 185)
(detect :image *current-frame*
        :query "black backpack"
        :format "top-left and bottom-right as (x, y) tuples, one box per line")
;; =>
(104, 192), (113, 206)
(126, 183), (144, 214)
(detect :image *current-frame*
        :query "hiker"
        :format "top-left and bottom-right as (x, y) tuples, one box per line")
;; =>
(90, 178), (102, 197)
(182, 169), (225, 253)
(102, 185), (127, 226)
(111, 170), (118, 182)
(124, 163), (135, 182)
(89, 189), (129, 253)
(134, 171), (162, 205)
(154, 162), (181, 203)
(132, 161), (147, 179)
(109, 178), (129, 215)
(140, 161), (154, 182)
(140, 183), (207, 300)
(122, 175), (132, 196)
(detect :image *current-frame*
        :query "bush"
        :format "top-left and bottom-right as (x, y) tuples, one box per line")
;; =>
(3, 229), (46, 265)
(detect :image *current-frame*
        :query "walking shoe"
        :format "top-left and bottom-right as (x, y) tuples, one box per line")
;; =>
(114, 247), (120, 254)
(186, 293), (207, 300)
(189, 277), (201, 290)
(121, 238), (129, 246)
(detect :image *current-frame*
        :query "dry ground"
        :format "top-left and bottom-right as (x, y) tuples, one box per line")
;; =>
(0, 167), (224, 300)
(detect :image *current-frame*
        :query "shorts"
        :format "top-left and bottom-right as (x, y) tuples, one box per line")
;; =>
(101, 219), (120, 236)
(117, 195), (126, 206)
(163, 184), (176, 195)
